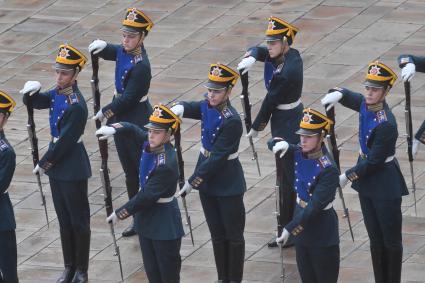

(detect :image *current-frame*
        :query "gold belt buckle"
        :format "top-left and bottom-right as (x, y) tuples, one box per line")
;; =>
(203, 149), (211, 158)
(299, 199), (307, 208)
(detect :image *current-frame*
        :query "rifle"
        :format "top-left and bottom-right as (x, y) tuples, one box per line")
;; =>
(325, 106), (355, 242)
(26, 96), (49, 227)
(403, 81), (417, 216)
(174, 127), (195, 246)
(239, 71), (261, 176)
(91, 54), (124, 281)
(275, 155), (285, 282)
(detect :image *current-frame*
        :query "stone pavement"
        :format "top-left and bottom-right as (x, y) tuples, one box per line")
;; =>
(1, 0), (425, 282)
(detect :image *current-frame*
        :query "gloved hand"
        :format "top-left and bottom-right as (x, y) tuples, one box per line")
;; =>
(321, 91), (343, 111)
(177, 181), (193, 197)
(412, 138), (420, 157)
(95, 126), (116, 140)
(237, 56), (256, 75)
(106, 211), (119, 225)
(20, 81), (42, 96)
(339, 173), (349, 188)
(92, 110), (105, 122)
(88, 39), (107, 55)
(401, 63), (416, 82)
(246, 129), (259, 138)
(170, 104), (184, 118)
(273, 141), (289, 158)
(276, 229), (290, 245)
(33, 164), (45, 176)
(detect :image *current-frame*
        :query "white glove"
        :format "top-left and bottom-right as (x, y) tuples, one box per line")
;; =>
(33, 164), (45, 176)
(20, 81), (41, 96)
(412, 138), (420, 157)
(177, 181), (193, 197)
(273, 141), (289, 158)
(401, 63), (415, 82)
(96, 126), (116, 140)
(88, 39), (107, 55)
(276, 229), (290, 245)
(170, 105), (184, 118)
(237, 56), (256, 75)
(92, 110), (105, 122)
(106, 211), (119, 225)
(339, 173), (349, 188)
(321, 91), (343, 111)
(247, 129), (259, 138)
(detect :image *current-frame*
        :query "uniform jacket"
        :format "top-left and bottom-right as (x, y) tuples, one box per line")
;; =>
(114, 122), (184, 240)
(247, 46), (303, 133)
(23, 83), (91, 181)
(0, 131), (16, 231)
(338, 88), (408, 199)
(398, 54), (425, 144)
(97, 44), (152, 126)
(268, 140), (339, 247)
(181, 100), (246, 197)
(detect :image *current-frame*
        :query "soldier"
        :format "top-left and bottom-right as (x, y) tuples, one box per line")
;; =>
(89, 7), (154, 237)
(171, 63), (246, 283)
(237, 16), (303, 248)
(97, 105), (184, 283)
(0, 91), (18, 283)
(321, 61), (408, 283)
(271, 108), (340, 283)
(20, 44), (92, 283)
(398, 54), (425, 156)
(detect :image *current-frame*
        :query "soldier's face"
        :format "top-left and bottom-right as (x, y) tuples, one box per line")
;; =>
(300, 134), (321, 153)
(55, 69), (75, 89)
(364, 86), (386, 105)
(0, 112), (7, 129)
(148, 128), (169, 149)
(207, 88), (230, 107)
(122, 32), (142, 51)
(267, 40), (284, 58)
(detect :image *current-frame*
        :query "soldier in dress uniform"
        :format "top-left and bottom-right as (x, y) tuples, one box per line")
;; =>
(97, 104), (184, 283)
(398, 54), (425, 156)
(271, 108), (340, 283)
(237, 16), (303, 248)
(89, 7), (154, 237)
(171, 63), (246, 283)
(0, 91), (18, 283)
(321, 61), (408, 283)
(20, 44), (92, 283)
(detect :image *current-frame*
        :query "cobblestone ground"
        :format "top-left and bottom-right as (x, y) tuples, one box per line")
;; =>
(1, 0), (425, 282)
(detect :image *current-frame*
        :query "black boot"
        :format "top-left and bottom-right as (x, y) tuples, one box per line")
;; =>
(71, 231), (90, 283)
(212, 240), (228, 282)
(57, 229), (75, 283)
(386, 247), (403, 283)
(121, 219), (137, 237)
(370, 245), (386, 283)
(228, 240), (245, 283)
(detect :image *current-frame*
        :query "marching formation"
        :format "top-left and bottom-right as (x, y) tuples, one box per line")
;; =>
(1, 6), (424, 283)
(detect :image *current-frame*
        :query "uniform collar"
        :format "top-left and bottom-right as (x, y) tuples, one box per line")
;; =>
(57, 83), (75, 95)
(149, 144), (165, 154)
(128, 46), (142, 56)
(305, 148), (323, 160)
(214, 100), (229, 112)
(366, 102), (384, 112)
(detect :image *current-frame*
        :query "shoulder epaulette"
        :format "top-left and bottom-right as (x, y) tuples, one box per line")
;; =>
(67, 93), (79, 105)
(376, 109), (387, 123)
(0, 139), (9, 152)
(318, 155), (332, 168)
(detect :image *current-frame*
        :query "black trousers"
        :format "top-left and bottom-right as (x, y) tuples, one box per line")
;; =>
(114, 134), (143, 199)
(199, 193), (245, 241)
(359, 196), (402, 249)
(50, 179), (90, 233)
(0, 230), (18, 283)
(295, 244), (340, 283)
(138, 235), (181, 283)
